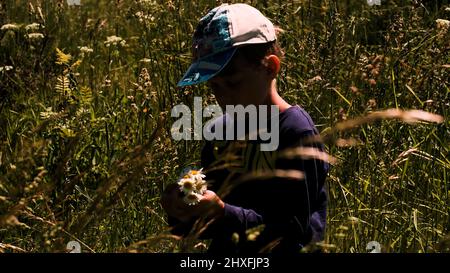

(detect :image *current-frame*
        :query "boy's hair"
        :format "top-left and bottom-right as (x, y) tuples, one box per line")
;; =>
(239, 40), (284, 66)
(217, 40), (284, 77)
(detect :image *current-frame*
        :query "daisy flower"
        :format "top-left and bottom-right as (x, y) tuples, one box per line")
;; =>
(183, 192), (202, 206)
(177, 168), (208, 204)
(189, 169), (206, 183)
(195, 182), (207, 195)
(178, 177), (195, 194)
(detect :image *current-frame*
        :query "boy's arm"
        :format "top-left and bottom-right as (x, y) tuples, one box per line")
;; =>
(164, 140), (266, 239)
(196, 131), (328, 241)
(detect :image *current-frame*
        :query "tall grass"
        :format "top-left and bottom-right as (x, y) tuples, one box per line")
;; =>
(0, 0), (448, 253)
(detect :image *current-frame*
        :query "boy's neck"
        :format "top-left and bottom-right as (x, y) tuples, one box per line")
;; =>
(266, 80), (291, 113)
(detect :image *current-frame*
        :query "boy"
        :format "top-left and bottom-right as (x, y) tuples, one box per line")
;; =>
(161, 3), (329, 253)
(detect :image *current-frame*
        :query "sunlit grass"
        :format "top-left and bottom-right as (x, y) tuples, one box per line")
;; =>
(0, 0), (448, 253)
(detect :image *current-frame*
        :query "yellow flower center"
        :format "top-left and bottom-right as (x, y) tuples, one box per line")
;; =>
(186, 194), (197, 201)
(183, 181), (194, 190)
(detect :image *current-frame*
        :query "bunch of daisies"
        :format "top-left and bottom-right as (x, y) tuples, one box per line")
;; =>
(178, 169), (207, 205)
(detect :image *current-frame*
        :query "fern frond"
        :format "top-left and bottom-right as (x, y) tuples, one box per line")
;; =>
(79, 86), (93, 106)
(56, 75), (71, 95)
(56, 75), (77, 105)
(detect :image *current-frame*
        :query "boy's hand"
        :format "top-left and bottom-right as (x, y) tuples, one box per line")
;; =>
(161, 183), (192, 222)
(161, 183), (225, 222)
(193, 190), (225, 219)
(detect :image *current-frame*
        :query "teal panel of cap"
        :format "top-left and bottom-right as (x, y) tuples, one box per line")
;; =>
(177, 47), (236, 87)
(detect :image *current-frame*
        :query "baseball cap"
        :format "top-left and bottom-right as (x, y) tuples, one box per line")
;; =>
(177, 3), (277, 87)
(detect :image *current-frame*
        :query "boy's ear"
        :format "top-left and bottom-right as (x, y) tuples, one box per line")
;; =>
(265, 55), (281, 78)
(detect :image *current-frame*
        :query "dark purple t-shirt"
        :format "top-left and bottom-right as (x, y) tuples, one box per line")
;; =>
(170, 105), (329, 254)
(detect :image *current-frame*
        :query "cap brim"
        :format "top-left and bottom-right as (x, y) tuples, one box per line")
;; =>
(177, 47), (237, 87)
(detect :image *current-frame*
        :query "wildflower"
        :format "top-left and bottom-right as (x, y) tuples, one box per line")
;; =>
(348, 216), (360, 224)
(194, 182), (207, 194)
(177, 168), (208, 204)
(190, 168), (206, 180)
(135, 11), (155, 23)
(104, 35), (126, 47)
(79, 46), (93, 54)
(76, 107), (89, 117)
(0, 66), (13, 72)
(178, 178), (195, 194)
(60, 125), (75, 138)
(436, 19), (450, 30)
(56, 48), (72, 65)
(138, 68), (151, 86)
(350, 86), (360, 95)
(246, 225), (265, 241)
(307, 75), (322, 85)
(183, 192), (202, 206)
(139, 58), (151, 63)
(103, 79), (112, 87)
(25, 23), (41, 31)
(338, 108), (347, 121)
(1, 23), (20, 31)
(367, 99), (377, 110)
(40, 107), (59, 120)
(78, 46), (93, 58)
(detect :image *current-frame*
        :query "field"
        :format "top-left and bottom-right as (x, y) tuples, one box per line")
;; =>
(0, 0), (449, 253)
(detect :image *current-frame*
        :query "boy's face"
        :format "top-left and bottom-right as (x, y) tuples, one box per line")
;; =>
(207, 55), (271, 109)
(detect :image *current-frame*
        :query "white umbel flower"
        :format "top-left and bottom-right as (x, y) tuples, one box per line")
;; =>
(436, 19), (450, 30)
(0, 66), (13, 72)
(79, 46), (93, 54)
(26, 33), (44, 40)
(1, 23), (20, 31)
(104, 35), (126, 47)
(25, 23), (41, 31)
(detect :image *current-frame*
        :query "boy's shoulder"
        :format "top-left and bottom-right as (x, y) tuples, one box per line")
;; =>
(203, 105), (320, 141)
(279, 105), (319, 136)
(204, 105), (318, 130)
